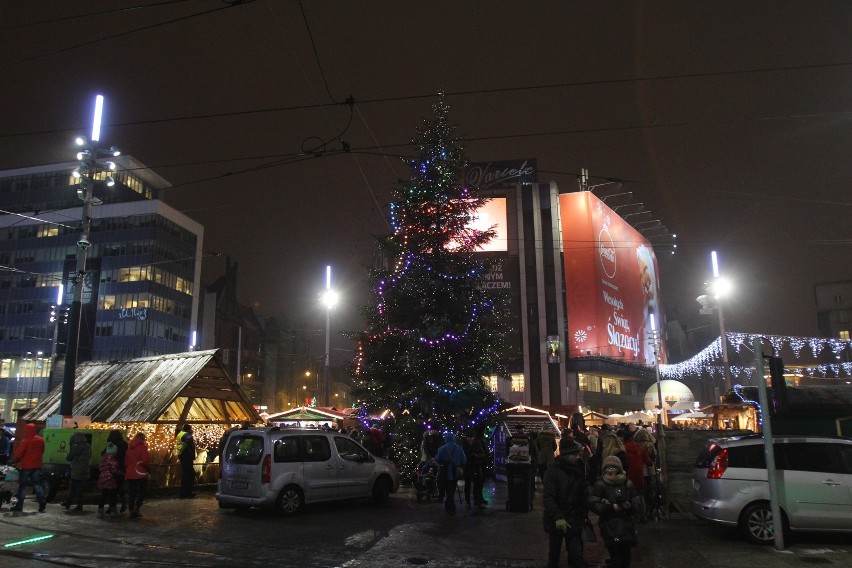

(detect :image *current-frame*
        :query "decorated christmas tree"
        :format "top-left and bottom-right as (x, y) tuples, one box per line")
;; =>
(352, 96), (506, 479)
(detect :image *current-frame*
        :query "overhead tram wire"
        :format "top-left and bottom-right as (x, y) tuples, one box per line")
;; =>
(0, 0), (196, 30)
(4, 60), (852, 139)
(0, 0), (260, 70)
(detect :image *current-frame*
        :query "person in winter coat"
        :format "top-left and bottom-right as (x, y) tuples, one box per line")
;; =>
(542, 439), (588, 568)
(11, 423), (46, 512)
(105, 430), (128, 513)
(435, 432), (466, 515)
(461, 430), (488, 509)
(622, 430), (653, 497)
(124, 432), (150, 518)
(633, 428), (658, 514)
(63, 432), (91, 511)
(97, 442), (121, 518)
(534, 428), (557, 483)
(175, 424), (196, 499)
(588, 456), (643, 567)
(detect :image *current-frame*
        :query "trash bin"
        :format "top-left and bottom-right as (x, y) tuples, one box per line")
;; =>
(505, 461), (534, 512)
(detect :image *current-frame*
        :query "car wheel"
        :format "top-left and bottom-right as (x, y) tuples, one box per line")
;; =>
(740, 502), (783, 545)
(276, 486), (303, 516)
(372, 476), (392, 504)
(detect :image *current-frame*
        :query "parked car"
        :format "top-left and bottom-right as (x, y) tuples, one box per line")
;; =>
(216, 427), (400, 515)
(692, 434), (852, 544)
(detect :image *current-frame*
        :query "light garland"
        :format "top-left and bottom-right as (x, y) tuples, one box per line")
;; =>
(660, 333), (852, 381)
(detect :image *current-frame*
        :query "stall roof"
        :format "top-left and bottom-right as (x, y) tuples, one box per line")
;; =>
(266, 406), (346, 422)
(26, 349), (261, 425)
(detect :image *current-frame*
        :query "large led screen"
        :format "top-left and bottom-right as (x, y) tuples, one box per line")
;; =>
(560, 192), (665, 365)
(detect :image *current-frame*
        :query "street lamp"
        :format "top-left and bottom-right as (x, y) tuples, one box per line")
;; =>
(319, 265), (338, 407)
(698, 251), (733, 394)
(60, 94), (120, 416)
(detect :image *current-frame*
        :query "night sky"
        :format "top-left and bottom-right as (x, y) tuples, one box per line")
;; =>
(1, 2), (850, 366)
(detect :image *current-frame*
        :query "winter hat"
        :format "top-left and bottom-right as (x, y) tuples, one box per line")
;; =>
(602, 455), (623, 473)
(105, 442), (117, 454)
(559, 439), (583, 455)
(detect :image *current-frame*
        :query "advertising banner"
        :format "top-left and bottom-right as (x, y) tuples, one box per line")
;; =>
(560, 192), (665, 365)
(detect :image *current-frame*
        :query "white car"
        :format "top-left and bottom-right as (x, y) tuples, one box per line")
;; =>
(692, 434), (852, 544)
(216, 427), (400, 515)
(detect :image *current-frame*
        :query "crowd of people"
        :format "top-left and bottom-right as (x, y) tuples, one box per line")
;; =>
(542, 413), (661, 568)
(2, 422), (161, 518)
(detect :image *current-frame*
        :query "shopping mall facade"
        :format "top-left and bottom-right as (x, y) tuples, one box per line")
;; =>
(470, 159), (669, 416)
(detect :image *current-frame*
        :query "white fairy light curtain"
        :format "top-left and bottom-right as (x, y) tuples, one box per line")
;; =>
(660, 333), (852, 381)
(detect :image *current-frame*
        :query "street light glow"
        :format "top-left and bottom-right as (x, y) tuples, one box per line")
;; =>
(711, 277), (732, 299)
(320, 289), (339, 309)
(91, 94), (104, 142)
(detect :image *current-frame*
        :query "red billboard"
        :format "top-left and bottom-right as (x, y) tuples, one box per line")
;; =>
(560, 192), (665, 365)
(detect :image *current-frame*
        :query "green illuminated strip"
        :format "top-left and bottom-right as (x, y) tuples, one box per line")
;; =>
(4, 534), (55, 548)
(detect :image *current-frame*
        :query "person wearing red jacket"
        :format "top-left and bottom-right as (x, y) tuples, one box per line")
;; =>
(124, 432), (150, 518)
(11, 423), (46, 512)
(621, 430), (653, 515)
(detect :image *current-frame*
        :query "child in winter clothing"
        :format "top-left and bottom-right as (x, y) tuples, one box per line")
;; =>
(588, 455), (643, 567)
(98, 442), (121, 518)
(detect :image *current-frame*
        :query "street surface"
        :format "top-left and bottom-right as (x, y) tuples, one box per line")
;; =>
(1, 480), (850, 567)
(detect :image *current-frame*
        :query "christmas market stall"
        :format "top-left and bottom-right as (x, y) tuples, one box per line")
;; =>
(25, 349), (261, 489)
(494, 404), (560, 482)
(265, 406), (346, 428)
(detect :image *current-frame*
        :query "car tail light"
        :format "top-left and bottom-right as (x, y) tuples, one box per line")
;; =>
(261, 454), (271, 484)
(707, 448), (729, 479)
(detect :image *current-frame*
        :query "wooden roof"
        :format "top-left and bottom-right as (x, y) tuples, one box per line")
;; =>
(26, 349), (261, 425)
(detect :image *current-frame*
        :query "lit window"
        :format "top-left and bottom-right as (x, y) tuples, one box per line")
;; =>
(840, 330), (850, 341)
(510, 373), (524, 392)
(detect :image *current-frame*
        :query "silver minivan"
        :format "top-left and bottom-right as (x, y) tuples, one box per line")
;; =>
(692, 434), (852, 544)
(216, 427), (400, 515)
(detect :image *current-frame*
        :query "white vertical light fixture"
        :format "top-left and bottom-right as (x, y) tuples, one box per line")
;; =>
(91, 94), (103, 142)
(320, 265), (338, 407)
(710, 251), (732, 392)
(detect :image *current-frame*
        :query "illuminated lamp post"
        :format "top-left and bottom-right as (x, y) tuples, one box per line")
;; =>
(60, 94), (120, 416)
(709, 251), (733, 393)
(319, 266), (338, 407)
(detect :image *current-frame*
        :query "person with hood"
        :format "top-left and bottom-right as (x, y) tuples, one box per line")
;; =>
(105, 430), (128, 513)
(435, 432), (466, 515)
(124, 432), (150, 518)
(588, 456), (643, 567)
(97, 442), (121, 518)
(534, 427), (557, 484)
(542, 439), (588, 568)
(11, 422), (46, 512)
(62, 432), (91, 511)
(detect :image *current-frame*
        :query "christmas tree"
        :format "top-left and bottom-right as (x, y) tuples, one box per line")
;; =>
(352, 96), (506, 479)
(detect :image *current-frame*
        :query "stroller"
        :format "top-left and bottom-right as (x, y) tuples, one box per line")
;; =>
(415, 458), (440, 503)
(0, 465), (18, 510)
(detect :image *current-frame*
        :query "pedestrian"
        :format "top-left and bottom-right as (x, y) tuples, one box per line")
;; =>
(0, 419), (9, 465)
(622, 430), (653, 516)
(461, 430), (488, 510)
(435, 432), (466, 515)
(10, 423), (46, 512)
(534, 427), (557, 483)
(633, 428), (658, 515)
(589, 456), (643, 567)
(595, 431), (628, 476)
(97, 442), (121, 518)
(106, 430), (128, 513)
(543, 439), (589, 568)
(125, 432), (150, 518)
(175, 424), (196, 499)
(62, 431), (91, 511)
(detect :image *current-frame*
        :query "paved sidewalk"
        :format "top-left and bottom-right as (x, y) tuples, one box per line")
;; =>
(349, 478), (852, 568)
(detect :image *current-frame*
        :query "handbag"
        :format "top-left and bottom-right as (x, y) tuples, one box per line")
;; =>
(454, 465), (465, 479)
(582, 517), (597, 543)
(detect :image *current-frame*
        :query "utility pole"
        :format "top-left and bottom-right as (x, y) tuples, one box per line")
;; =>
(59, 95), (119, 416)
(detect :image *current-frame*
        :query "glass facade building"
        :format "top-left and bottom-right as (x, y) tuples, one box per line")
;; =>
(0, 157), (203, 419)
